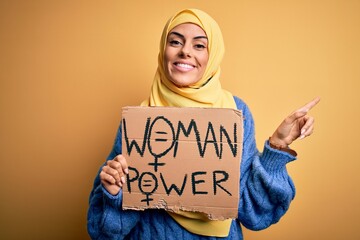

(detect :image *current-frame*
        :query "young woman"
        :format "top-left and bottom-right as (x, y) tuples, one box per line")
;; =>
(87, 8), (319, 239)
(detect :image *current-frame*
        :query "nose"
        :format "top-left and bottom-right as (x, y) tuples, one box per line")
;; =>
(179, 43), (191, 57)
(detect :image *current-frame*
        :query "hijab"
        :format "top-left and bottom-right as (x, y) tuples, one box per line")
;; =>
(141, 8), (236, 109)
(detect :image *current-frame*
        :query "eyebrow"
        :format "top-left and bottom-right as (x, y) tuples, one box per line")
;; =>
(169, 31), (208, 41)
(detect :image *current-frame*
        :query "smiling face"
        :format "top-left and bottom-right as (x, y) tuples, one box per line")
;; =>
(163, 23), (209, 87)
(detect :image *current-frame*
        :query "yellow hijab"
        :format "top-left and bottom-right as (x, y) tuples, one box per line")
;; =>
(141, 8), (236, 108)
(141, 9), (235, 237)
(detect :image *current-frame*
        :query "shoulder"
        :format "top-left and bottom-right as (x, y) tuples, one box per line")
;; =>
(233, 96), (255, 139)
(233, 96), (252, 118)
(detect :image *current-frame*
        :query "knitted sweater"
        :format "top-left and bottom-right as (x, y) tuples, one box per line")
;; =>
(87, 96), (297, 240)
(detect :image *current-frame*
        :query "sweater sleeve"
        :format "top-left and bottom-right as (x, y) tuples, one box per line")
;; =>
(235, 97), (296, 230)
(87, 124), (141, 239)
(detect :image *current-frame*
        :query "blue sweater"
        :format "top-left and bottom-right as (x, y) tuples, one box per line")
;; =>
(87, 96), (296, 239)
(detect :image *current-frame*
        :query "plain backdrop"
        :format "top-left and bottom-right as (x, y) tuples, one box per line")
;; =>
(1, 0), (359, 239)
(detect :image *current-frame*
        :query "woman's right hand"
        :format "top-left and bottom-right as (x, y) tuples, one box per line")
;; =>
(100, 155), (129, 196)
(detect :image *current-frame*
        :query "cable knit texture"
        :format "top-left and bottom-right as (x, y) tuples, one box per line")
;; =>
(87, 96), (297, 239)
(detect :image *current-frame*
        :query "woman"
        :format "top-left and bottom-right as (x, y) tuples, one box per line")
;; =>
(87, 8), (319, 239)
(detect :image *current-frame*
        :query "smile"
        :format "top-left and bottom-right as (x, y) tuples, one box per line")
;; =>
(175, 62), (195, 70)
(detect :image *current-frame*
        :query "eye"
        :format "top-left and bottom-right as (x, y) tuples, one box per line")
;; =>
(169, 40), (182, 46)
(194, 44), (206, 49)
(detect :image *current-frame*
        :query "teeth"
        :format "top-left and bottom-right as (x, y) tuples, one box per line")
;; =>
(177, 63), (194, 69)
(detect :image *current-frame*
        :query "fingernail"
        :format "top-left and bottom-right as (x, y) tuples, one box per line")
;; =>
(299, 135), (305, 140)
(124, 168), (129, 174)
(301, 128), (305, 135)
(121, 176), (126, 184)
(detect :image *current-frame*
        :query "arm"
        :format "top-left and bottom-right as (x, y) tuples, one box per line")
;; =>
(87, 124), (140, 239)
(236, 97), (319, 230)
(235, 97), (296, 230)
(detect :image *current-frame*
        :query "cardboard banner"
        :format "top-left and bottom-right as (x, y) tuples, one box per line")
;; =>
(121, 106), (243, 220)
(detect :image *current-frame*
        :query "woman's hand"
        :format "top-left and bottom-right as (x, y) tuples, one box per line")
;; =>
(100, 155), (129, 196)
(270, 97), (320, 148)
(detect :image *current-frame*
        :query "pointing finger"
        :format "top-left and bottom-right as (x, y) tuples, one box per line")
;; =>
(285, 97), (320, 124)
(297, 97), (321, 113)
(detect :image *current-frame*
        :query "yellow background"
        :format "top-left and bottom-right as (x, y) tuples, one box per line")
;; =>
(1, 0), (359, 239)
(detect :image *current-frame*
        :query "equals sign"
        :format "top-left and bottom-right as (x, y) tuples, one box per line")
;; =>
(155, 131), (167, 142)
(143, 179), (153, 187)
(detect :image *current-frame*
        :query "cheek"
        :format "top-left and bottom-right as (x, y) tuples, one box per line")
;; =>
(199, 53), (209, 69)
(163, 48), (173, 70)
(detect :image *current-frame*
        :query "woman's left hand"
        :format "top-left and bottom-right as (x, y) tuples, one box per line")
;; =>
(270, 97), (320, 147)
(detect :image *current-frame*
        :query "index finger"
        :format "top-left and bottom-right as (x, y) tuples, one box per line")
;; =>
(297, 96), (321, 113)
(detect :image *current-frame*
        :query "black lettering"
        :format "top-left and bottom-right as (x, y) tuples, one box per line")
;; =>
(138, 172), (158, 194)
(191, 171), (208, 195)
(147, 116), (175, 172)
(213, 170), (232, 196)
(219, 123), (238, 158)
(123, 118), (150, 156)
(173, 119), (202, 158)
(138, 172), (158, 206)
(126, 167), (139, 193)
(160, 173), (187, 196)
(200, 122), (219, 158)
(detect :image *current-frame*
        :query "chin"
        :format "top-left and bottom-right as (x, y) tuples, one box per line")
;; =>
(171, 78), (199, 88)
(172, 82), (187, 88)
(174, 82), (193, 88)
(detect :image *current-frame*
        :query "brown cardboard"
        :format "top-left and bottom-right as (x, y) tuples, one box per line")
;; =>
(121, 106), (243, 220)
